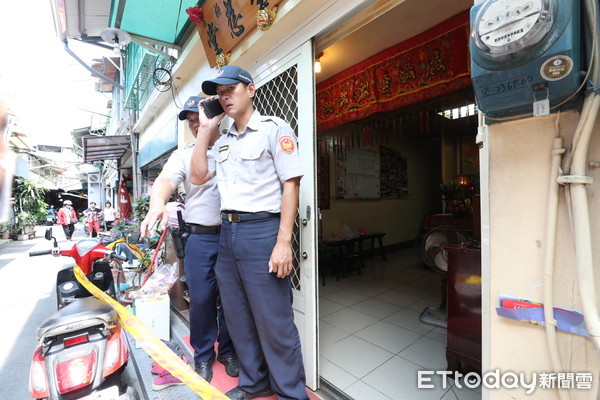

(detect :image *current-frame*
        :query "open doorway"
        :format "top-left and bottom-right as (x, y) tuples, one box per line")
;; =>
(316, 92), (480, 400)
(313, 2), (481, 399)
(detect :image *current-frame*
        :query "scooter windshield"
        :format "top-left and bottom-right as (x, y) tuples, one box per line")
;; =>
(76, 239), (100, 256)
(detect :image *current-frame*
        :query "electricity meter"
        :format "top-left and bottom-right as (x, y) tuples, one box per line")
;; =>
(470, 0), (581, 121)
(473, 0), (556, 62)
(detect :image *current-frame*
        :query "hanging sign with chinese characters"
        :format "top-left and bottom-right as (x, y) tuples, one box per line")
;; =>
(187, 0), (282, 68)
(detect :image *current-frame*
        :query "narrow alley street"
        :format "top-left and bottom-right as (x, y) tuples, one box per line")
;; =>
(0, 224), (91, 399)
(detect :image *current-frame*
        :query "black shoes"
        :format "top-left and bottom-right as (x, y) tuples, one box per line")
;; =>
(195, 352), (239, 381)
(217, 353), (240, 377)
(225, 386), (274, 400)
(195, 355), (215, 382)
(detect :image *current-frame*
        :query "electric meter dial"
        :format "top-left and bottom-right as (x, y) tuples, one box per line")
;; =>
(469, 0), (580, 121)
(473, 0), (557, 61)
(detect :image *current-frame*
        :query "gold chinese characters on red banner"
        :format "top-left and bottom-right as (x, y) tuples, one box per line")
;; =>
(188, 0), (282, 67)
(316, 11), (470, 131)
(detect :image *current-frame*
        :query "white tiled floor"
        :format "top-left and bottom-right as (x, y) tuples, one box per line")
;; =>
(318, 247), (481, 400)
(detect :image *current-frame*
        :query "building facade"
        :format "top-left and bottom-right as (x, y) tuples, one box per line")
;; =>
(54, 0), (600, 398)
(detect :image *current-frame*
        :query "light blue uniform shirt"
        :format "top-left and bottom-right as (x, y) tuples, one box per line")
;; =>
(161, 143), (221, 226)
(212, 110), (303, 213)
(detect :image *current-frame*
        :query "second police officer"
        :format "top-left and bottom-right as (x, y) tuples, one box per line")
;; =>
(140, 96), (239, 385)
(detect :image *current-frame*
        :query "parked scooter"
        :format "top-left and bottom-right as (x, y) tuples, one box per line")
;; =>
(28, 228), (138, 399)
(46, 207), (56, 226)
(45, 212), (56, 226)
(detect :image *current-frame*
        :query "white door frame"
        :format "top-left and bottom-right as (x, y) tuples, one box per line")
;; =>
(253, 40), (319, 390)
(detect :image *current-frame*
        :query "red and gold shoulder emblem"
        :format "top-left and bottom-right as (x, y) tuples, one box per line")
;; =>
(279, 136), (295, 153)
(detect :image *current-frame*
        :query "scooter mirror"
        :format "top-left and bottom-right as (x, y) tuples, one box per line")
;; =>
(44, 228), (52, 241)
(127, 231), (141, 244)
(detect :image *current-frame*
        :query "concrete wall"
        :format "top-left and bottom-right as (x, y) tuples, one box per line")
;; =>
(486, 110), (600, 399)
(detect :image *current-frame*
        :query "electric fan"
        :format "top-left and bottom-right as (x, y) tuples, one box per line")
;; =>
(419, 226), (471, 328)
(421, 226), (468, 273)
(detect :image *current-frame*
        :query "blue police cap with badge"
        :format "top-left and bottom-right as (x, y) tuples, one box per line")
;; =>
(178, 96), (205, 120)
(202, 66), (253, 95)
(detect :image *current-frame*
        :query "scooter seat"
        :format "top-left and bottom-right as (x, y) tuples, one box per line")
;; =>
(37, 297), (118, 342)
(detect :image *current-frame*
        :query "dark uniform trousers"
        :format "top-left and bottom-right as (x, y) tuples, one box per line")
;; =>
(217, 216), (309, 400)
(184, 232), (234, 364)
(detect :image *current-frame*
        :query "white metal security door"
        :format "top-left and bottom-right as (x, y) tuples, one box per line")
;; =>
(253, 40), (318, 390)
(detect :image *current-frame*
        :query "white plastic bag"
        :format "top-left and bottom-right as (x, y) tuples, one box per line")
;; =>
(339, 219), (359, 240)
(129, 262), (179, 299)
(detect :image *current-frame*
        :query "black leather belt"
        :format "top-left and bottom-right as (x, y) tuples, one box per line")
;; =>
(186, 224), (220, 235)
(221, 211), (280, 223)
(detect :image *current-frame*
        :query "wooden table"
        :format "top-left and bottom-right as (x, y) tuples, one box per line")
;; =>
(319, 232), (386, 284)
(356, 232), (386, 266)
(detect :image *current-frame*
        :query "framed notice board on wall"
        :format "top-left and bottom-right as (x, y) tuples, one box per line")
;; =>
(336, 149), (380, 199)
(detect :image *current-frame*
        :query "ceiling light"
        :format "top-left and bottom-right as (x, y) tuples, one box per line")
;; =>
(315, 51), (324, 73)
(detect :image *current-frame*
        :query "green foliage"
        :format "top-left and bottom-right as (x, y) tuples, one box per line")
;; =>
(131, 195), (150, 223)
(12, 212), (38, 234)
(113, 219), (140, 237)
(440, 180), (463, 201)
(11, 176), (48, 233)
(138, 251), (153, 268)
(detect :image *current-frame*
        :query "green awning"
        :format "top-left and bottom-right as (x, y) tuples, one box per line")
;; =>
(109, 0), (200, 45)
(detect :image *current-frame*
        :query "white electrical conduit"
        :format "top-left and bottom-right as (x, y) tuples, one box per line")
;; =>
(543, 2), (599, 395)
(566, 93), (600, 352)
(543, 119), (569, 400)
(566, 0), (600, 353)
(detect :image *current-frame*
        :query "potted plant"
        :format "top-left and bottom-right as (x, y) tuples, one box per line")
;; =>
(440, 179), (471, 215)
(10, 177), (48, 240)
(0, 223), (11, 239)
(11, 212), (39, 240)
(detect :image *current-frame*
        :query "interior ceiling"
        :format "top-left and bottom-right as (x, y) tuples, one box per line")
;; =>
(315, 0), (473, 84)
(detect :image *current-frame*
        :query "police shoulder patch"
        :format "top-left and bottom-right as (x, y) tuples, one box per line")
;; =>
(279, 136), (295, 153)
(219, 145), (229, 152)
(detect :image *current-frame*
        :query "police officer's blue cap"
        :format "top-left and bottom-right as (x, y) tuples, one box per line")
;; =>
(178, 96), (205, 120)
(202, 66), (254, 95)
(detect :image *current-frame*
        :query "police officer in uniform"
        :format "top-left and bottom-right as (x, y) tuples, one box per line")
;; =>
(190, 66), (308, 400)
(140, 96), (238, 383)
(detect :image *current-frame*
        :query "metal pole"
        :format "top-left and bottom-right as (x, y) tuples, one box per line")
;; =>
(62, 42), (124, 90)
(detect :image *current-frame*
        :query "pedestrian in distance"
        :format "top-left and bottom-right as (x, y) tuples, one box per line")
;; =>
(85, 202), (102, 238)
(57, 200), (77, 241)
(190, 65), (308, 400)
(140, 95), (239, 389)
(102, 201), (118, 231)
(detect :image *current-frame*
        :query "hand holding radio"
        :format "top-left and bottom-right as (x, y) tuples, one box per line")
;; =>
(201, 98), (225, 119)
